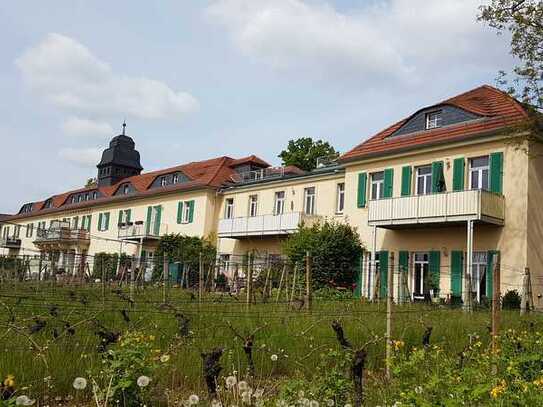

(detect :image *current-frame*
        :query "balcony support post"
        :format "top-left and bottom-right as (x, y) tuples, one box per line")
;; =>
(370, 225), (377, 300)
(464, 220), (474, 312)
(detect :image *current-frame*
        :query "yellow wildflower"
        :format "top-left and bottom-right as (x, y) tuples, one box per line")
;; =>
(533, 377), (543, 387)
(490, 380), (507, 399)
(3, 375), (15, 388)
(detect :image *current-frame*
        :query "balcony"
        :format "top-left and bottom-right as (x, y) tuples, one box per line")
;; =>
(218, 212), (321, 238)
(0, 237), (21, 249)
(118, 221), (168, 241)
(34, 227), (90, 246)
(368, 189), (505, 229)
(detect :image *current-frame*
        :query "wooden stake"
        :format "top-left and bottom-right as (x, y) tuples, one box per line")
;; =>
(163, 254), (168, 304)
(521, 267), (534, 314)
(246, 253), (253, 306)
(385, 252), (394, 380)
(491, 251), (501, 367)
(305, 251), (312, 310)
(290, 263), (298, 305)
(199, 252), (203, 304)
(276, 264), (286, 303)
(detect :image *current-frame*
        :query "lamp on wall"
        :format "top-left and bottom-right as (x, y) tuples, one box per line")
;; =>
(442, 247), (449, 257)
(445, 159), (451, 170)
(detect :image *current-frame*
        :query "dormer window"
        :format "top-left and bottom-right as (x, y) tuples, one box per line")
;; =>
(160, 176), (167, 187)
(173, 174), (179, 184)
(44, 199), (53, 209)
(92, 191), (97, 199)
(123, 184), (130, 194)
(85, 193), (89, 201)
(425, 111), (442, 130)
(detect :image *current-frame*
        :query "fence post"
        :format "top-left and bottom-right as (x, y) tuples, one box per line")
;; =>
(130, 255), (136, 304)
(491, 252), (501, 367)
(101, 256), (106, 307)
(521, 267), (534, 315)
(246, 253), (253, 307)
(385, 252), (394, 380)
(163, 254), (168, 304)
(305, 252), (312, 310)
(199, 252), (203, 304)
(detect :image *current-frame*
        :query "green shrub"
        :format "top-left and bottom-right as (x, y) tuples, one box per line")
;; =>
(502, 290), (521, 309)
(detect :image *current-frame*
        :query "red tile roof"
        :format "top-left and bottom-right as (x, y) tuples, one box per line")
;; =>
(8, 155), (266, 221)
(341, 85), (529, 162)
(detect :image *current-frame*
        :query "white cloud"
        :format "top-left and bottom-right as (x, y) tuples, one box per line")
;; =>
(61, 117), (114, 138)
(58, 147), (101, 167)
(206, 0), (511, 85)
(15, 33), (199, 119)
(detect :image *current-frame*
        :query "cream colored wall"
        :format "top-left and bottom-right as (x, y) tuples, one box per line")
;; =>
(217, 173), (345, 256)
(5, 189), (218, 261)
(343, 137), (530, 297)
(527, 140), (543, 307)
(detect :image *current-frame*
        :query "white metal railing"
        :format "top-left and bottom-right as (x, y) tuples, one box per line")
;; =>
(118, 222), (168, 239)
(230, 167), (286, 183)
(368, 190), (505, 226)
(35, 227), (90, 243)
(0, 236), (21, 248)
(218, 212), (320, 237)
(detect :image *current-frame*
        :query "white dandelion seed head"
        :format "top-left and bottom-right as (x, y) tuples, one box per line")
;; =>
(297, 390), (305, 398)
(136, 376), (151, 388)
(325, 400), (335, 407)
(72, 377), (87, 390)
(225, 375), (237, 388)
(254, 388), (264, 399)
(15, 395), (35, 406)
(415, 386), (423, 394)
(160, 354), (170, 363)
(271, 354), (278, 361)
(188, 394), (200, 405)
(309, 401), (319, 407)
(238, 380), (248, 391)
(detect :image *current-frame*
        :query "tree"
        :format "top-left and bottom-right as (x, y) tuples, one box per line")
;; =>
(85, 178), (97, 188)
(278, 137), (338, 171)
(282, 220), (363, 288)
(478, 0), (543, 110)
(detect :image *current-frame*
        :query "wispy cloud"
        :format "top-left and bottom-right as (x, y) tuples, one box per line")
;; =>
(58, 147), (102, 167)
(61, 117), (114, 138)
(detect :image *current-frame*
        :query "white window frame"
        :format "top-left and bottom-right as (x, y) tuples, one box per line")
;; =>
(425, 111), (442, 130)
(413, 252), (430, 299)
(469, 156), (490, 190)
(182, 202), (191, 223)
(173, 174), (179, 184)
(160, 176), (167, 187)
(371, 172), (385, 200)
(14, 225), (21, 238)
(92, 191), (97, 199)
(119, 209), (131, 225)
(98, 213), (108, 231)
(123, 184), (130, 195)
(471, 251), (488, 302)
(415, 165), (432, 195)
(2, 226), (9, 238)
(274, 191), (285, 215)
(304, 187), (316, 215)
(26, 223), (33, 238)
(248, 195), (258, 217)
(225, 198), (234, 219)
(336, 183), (345, 213)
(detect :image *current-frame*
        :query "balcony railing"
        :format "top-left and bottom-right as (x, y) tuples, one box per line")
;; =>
(218, 212), (321, 238)
(34, 228), (90, 244)
(0, 237), (22, 249)
(368, 189), (505, 228)
(118, 222), (168, 240)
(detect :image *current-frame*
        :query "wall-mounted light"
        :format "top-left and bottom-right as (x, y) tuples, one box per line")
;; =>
(445, 159), (451, 170)
(442, 247), (449, 257)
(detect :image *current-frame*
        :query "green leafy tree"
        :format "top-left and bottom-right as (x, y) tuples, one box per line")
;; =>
(478, 0), (543, 109)
(282, 220), (363, 288)
(278, 137), (338, 171)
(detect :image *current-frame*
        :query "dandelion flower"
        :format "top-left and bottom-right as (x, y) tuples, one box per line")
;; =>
(160, 354), (170, 363)
(15, 395), (35, 406)
(189, 394), (200, 405)
(72, 377), (87, 390)
(136, 376), (151, 388)
(271, 354), (278, 361)
(225, 375), (237, 388)
(238, 380), (248, 391)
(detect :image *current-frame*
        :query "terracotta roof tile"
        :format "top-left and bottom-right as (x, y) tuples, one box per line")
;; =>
(341, 85), (529, 162)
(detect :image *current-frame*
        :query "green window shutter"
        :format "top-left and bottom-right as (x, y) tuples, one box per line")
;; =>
(384, 169), (394, 198)
(126, 209), (131, 223)
(357, 173), (367, 208)
(452, 158), (465, 191)
(118, 210), (123, 226)
(399, 251), (409, 273)
(486, 250), (499, 298)
(87, 215), (92, 231)
(98, 213), (103, 231)
(154, 206), (162, 235)
(177, 202), (184, 224)
(431, 161), (445, 193)
(379, 250), (389, 299)
(490, 152), (504, 194)
(451, 251), (463, 297)
(188, 200), (195, 223)
(401, 166), (412, 196)
(429, 251), (441, 295)
(105, 212), (110, 231)
(145, 206), (152, 234)
(354, 250), (364, 298)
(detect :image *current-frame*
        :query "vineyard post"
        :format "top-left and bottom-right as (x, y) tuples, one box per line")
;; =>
(521, 267), (534, 315)
(305, 251), (312, 310)
(101, 256), (106, 307)
(163, 254), (168, 304)
(38, 256), (42, 285)
(199, 252), (203, 304)
(246, 253), (253, 307)
(491, 251), (501, 366)
(385, 251), (394, 380)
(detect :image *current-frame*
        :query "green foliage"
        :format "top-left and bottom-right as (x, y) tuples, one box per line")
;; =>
(313, 286), (353, 300)
(90, 331), (162, 406)
(153, 234), (217, 281)
(478, 0), (543, 109)
(92, 252), (131, 280)
(503, 289), (522, 309)
(278, 137), (338, 171)
(282, 220), (363, 288)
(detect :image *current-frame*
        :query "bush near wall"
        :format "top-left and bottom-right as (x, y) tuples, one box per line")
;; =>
(92, 252), (131, 280)
(282, 220), (364, 289)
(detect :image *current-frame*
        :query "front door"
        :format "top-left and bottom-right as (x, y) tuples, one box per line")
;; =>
(413, 252), (429, 300)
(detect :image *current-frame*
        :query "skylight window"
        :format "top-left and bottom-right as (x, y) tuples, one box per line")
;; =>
(425, 111), (442, 130)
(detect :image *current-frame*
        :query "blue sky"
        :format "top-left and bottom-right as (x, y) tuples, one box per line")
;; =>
(0, 0), (513, 213)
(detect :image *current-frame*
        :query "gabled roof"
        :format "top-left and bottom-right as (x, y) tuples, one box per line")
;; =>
(8, 155), (267, 221)
(341, 85), (530, 162)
